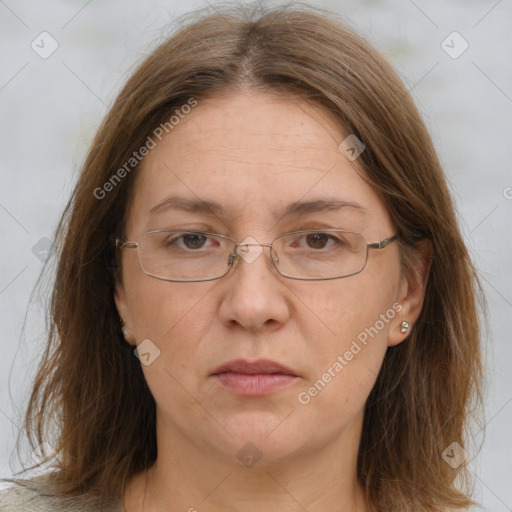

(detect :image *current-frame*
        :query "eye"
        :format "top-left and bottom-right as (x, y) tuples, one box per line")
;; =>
(181, 233), (207, 250)
(305, 232), (331, 249)
(162, 232), (212, 251)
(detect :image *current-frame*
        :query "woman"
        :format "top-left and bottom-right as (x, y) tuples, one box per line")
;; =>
(0, 3), (484, 511)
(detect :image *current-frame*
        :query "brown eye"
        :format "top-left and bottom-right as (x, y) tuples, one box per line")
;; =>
(305, 233), (330, 249)
(182, 233), (207, 249)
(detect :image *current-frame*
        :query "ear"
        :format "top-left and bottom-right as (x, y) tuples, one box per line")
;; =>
(388, 239), (432, 347)
(114, 279), (137, 346)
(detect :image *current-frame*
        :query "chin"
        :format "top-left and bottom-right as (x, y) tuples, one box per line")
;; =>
(204, 412), (311, 466)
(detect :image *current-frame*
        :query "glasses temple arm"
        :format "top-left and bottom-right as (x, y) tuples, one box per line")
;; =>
(367, 232), (399, 250)
(115, 239), (138, 249)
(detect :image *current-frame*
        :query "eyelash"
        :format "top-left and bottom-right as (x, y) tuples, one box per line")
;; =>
(163, 230), (346, 252)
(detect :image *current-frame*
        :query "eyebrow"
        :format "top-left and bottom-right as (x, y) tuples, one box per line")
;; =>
(149, 196), (366, 219)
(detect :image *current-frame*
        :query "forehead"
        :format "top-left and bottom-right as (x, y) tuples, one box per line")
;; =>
(160, 91), (347, 170)
(125, 90), (392, 235)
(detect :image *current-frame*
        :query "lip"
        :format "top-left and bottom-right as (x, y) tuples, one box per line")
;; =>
(212, 359), (299, 396)
(212, 359), (297, 376)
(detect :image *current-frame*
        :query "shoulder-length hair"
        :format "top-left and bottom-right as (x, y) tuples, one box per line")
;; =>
(6, 3), (484, 511)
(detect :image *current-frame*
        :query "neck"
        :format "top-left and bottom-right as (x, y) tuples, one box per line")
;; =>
(124, 410), (368, 512)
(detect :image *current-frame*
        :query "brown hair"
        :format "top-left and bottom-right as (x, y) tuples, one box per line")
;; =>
(5, 2), (484, 510)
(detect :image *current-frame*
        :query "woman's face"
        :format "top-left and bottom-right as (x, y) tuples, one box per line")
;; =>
(115, 90), (411, 466)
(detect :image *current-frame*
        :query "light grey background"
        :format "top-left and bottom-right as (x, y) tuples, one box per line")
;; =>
(1, 0), (511, 510)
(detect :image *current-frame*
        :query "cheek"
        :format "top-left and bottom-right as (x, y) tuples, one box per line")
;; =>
(124, 263), (218, 343)
(126, 279), (220, 417)
(295, 270), (399, 409)
(295, 313), (390, 441)
(296, 268), (398, 349)
(125, 276), (222, 398)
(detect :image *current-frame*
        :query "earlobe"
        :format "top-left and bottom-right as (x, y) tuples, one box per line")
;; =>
(400, 320), (410, 334)
(388, 239), (432, 347)
(114, 282), (136, 345)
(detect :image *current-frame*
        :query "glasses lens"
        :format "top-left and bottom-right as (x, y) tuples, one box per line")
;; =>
(137, 231), (234, 281)
(272, 230), (367, 279)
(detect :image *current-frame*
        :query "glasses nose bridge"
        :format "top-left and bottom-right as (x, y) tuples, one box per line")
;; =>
(235, 241), (273, 250)
(229, 240), (279, 268)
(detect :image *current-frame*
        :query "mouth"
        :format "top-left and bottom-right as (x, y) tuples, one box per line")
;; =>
(211, 359), (299, 396)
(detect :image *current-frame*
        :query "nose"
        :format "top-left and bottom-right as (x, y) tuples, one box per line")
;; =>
(217, 243), (291, 332)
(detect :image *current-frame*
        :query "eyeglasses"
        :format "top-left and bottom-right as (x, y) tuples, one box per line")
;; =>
(115, 229), (398, 282)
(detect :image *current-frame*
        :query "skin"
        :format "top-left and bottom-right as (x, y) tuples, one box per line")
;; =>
(115, 90), (430, 512)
